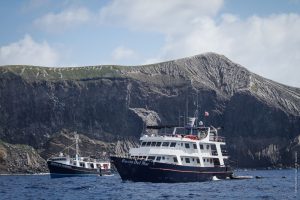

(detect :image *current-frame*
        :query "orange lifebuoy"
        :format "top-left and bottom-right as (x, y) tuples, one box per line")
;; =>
(184, 135), (198, 140)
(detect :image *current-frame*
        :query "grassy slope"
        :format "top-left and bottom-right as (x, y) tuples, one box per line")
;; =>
(0, 65), (128, 81)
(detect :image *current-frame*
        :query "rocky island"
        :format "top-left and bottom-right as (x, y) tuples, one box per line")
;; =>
(0, 52), (299, 173)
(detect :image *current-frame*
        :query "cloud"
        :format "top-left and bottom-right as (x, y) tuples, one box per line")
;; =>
(97, 0), (300, 86)
(0, 35), (59, 66)
(34, 7), (92, 32)
(156, 13), (300, 87)
(21, 0), (50, 12)
(111, 46), (138, 62)
(99, 0), (224, 34)
(26, 0), (300, 86)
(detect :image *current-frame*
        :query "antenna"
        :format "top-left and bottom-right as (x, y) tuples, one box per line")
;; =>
(75, 133), (79, 161)
(194, 91), (199, 119)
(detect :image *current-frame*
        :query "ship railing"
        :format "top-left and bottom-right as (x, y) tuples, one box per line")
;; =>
(213, 164), (227, 168)
(209, 136), (225, 142)
(144, 133), (179, 137)
(211, 150), (218, 156)
(221, 150), (228, 156)
(111, 154), (131, 158)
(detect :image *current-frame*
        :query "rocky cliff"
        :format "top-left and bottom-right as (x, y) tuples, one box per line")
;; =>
(0, 52), (299, 171)
(0, 140), (47, 174)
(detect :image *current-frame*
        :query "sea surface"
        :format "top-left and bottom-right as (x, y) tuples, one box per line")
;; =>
(0, 169), (298, 200)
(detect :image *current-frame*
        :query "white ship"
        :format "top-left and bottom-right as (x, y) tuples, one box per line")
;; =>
(111, 116), (233, 182)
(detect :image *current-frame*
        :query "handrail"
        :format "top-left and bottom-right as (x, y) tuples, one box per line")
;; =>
(221, 150), (228, 156)
(211, 150), (218, 156)
(209, 136), (225, 142)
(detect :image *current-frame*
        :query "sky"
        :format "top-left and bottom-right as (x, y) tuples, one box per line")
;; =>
(0, 0), (300, 87)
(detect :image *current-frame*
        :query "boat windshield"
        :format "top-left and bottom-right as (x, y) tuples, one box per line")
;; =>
(174, 127), (209, 136)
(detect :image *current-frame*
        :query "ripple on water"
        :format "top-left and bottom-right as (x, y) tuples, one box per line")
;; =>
(0, 170), (298, 200)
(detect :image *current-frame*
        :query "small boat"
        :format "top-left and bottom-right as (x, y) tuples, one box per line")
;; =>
(111, 115), (233, 183)
(47, 134), (111, 178)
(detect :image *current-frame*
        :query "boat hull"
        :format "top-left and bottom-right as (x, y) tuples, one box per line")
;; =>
(47, 161), (110, 178)
(110, 156), (233, 183)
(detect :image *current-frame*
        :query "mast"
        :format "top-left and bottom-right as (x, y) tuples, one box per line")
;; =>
(194, 91), (199, 123)
(75, 133), (79, 161)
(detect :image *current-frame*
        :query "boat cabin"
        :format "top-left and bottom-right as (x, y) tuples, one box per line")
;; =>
(129, 118), (228, 168)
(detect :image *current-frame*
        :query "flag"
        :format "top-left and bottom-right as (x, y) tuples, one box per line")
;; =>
(204, 111), (209, 117)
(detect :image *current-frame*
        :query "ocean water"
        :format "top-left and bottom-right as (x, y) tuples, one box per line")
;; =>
(0, 169), (298, 200)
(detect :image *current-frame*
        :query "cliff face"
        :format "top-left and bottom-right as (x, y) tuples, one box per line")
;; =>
(0, 52), (299, 170)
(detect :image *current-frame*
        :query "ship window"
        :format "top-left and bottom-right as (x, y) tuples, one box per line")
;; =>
(80, 162), (85, 167)
(156, 157), (161, 161)
(185, 143), (190, 148)
(142, 156), (147, 159)
(181, 157), (183, 161)
(210, 159), (213, 163)
(213, 158), (220, 165)
(192, 158), (195, 161)
(206, 145), (210, 149)
(151, 142), (157, 146)
(173, 157), (178, 163)
(200, 144), (204, 149)
(170, 142), (176, 147)
(196, 158), (200, 164)
(90, 163), (94, 168)
(156, 142), (162, 147)
(162, 142), (169, 147)
(146, 142), (151, 146)
(185, 158), (190, 163)
(141, 142), (146, 146)
(181, 143), (183, 146)
(203, 159), (206, 162)
(162, 156), (165, 160)
(193, 143), (197, 149)
(148, 156), (155, 160)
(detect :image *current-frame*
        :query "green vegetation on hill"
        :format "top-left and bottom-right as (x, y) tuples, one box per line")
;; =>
(0, 65), (127, 81)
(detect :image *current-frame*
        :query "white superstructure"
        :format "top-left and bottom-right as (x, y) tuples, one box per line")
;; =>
(129, 118), (229, 168)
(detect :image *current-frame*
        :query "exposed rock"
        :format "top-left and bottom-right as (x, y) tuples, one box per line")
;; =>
(0, 140), (47, 174)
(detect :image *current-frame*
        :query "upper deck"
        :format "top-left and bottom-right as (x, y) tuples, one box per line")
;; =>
(144, 125), (225, 143)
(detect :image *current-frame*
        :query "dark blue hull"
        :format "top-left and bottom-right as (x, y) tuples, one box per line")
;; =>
(47, 161), (110, 178)
(110, 156), (233, 183)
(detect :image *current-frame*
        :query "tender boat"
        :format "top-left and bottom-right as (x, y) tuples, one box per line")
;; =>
(47, 134), (111, 178)
(111, 116), (233, 182)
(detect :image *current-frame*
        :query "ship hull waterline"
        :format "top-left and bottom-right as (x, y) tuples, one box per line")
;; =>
(47, 161), (110, 178)
(110, 156), (233, 183)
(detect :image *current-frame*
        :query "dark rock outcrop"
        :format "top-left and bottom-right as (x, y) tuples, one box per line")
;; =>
(0, 52), (299, 170)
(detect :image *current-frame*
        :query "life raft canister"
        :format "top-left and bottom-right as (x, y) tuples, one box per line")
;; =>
(183, 135), (198, 140)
